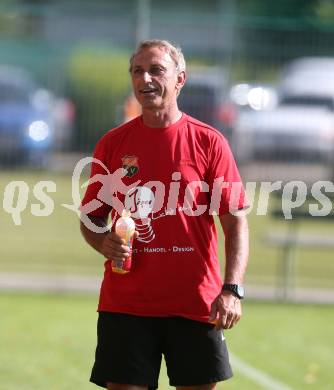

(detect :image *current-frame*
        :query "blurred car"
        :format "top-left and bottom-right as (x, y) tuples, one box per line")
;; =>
(230, 82), (278, 112)
(279, 56), (334, 87)
(0, 65), (74, 167)
(232, 58), (334, 164)
(178, 67), (236, 141)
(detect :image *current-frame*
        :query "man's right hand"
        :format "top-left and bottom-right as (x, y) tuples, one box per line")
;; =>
(80, 215), (138, 260)
(101, 231), (138, 260)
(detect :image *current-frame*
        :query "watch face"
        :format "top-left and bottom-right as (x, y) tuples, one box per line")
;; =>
(223, 284), (245, 299)
(237, 285), (245, 298)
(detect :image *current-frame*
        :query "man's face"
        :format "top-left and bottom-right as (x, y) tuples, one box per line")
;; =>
(130, 46), (185, 110)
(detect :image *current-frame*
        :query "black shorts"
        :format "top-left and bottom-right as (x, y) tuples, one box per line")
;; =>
(90, 312), (233, 389)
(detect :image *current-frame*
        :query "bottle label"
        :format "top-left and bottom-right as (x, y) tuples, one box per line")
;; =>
(111, 235), (134, 274)
(112, 210), (135, 274)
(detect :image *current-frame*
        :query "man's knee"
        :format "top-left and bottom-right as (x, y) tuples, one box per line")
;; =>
(106, 383), (148, 390)
(176, 384), (216, 390)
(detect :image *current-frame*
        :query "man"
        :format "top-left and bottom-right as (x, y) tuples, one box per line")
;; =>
(80, 39), (249, 390)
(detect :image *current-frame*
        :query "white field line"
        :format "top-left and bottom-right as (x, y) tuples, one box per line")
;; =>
(229, 352), (294, 390)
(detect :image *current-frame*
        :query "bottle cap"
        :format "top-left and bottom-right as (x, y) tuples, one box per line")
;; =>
(121, 209), (132, 218)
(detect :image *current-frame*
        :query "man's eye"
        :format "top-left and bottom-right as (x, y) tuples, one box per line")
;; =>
(150, 67), (164, 75)
(133, 68), (143, 74)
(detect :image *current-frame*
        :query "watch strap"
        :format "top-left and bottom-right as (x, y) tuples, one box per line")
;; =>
(222, 283), (245, 299)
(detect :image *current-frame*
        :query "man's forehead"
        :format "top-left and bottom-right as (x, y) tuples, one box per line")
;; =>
(132, 46), (174, 67)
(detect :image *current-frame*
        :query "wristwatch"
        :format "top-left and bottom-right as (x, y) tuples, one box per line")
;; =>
(222, 284), (245, 299)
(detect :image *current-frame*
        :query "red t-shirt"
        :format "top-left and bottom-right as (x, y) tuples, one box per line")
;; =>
(81, 113), (247, 323)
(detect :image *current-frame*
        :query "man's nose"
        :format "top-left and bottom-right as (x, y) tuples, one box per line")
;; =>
(143, 71), (152, 82)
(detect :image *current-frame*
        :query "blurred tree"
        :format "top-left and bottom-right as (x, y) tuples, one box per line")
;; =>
(235, 0), (317, 18)
(67, 46), (131, 151)
(227, 0), (334, 79)
(313, 0), (334, 25)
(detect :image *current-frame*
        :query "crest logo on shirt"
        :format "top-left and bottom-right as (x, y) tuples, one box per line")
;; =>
(122, 155), (139, 178)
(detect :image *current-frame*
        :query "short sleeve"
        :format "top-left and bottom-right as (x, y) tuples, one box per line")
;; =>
(207, 133), (249, 215)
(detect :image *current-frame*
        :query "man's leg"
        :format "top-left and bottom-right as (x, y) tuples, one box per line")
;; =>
(176, 385), (216, 390)
(90, 313), (161, 390)
(107, 384), (148, 390)
(107, 383), (215, 390)
(164, 318), (232, 388)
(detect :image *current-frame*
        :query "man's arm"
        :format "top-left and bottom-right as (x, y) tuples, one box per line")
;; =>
(220, 212), (249, 284)
(80, 215), (132, 261)
(209, 212), (249, 330)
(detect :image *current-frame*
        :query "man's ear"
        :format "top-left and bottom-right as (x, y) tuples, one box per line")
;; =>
(176, 71), (186, 92)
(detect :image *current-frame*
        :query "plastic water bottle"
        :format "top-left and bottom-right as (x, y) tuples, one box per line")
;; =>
(112, 210), (136, 274)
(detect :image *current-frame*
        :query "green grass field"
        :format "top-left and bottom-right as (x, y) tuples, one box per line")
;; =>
(0, 170), (333, 289)
(0, 170), (334, 389)
(1, 293), (333, 390)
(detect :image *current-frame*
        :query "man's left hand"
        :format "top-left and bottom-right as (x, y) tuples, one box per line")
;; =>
(209, 291), (242, 330)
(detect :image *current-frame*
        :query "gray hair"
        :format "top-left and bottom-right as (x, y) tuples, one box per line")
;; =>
(129, 39), (186, 73)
